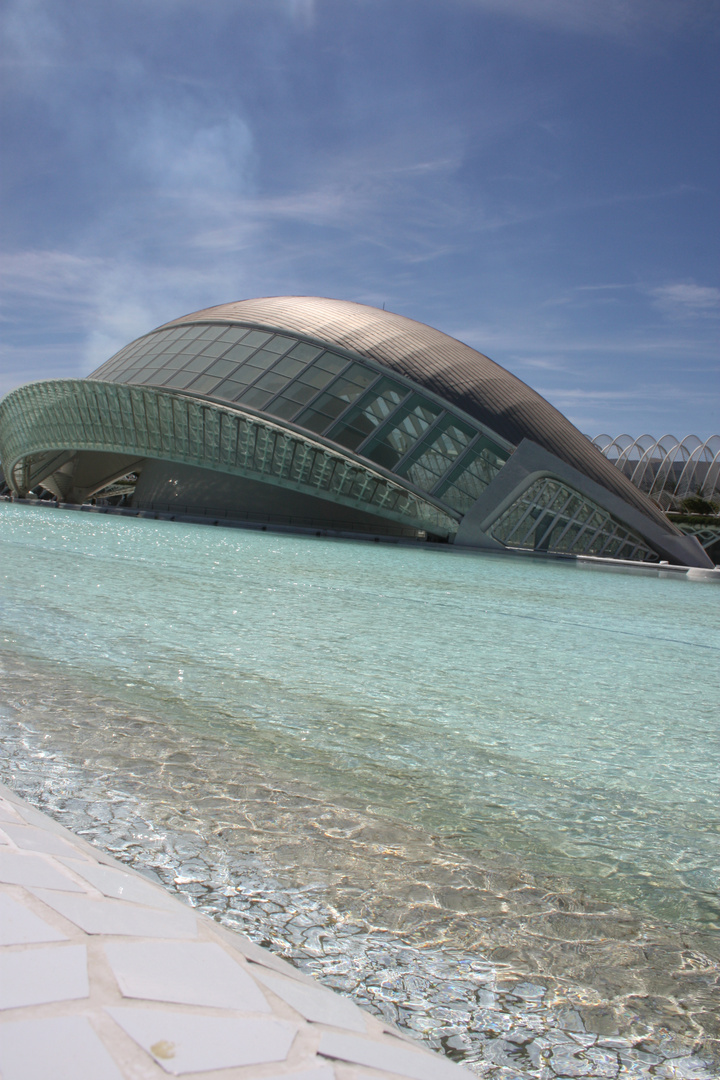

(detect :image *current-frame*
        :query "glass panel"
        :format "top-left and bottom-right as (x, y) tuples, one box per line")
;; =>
(174, 325), (206, 342)
(314, 352), (350, 376)
(287, 342), (323, 363)
(243, 348), (281, 373)
(254, 371), (289, 395)
(267, 396), (307, 420)
(266, 383), (319, 419)
(437, 441), (508, 513)
(402, 422), (473, 491)
(204, 358), (241, 379)
(240, 330), (273, 348)
(184, 354), (216, 373)
(263, 334), (297, 355)
(212, 379), (247, 401)
(365, 397), (441, 471)
(193, 325), (227, 341)
(223, 342), (258, 363)
(217, 326), (251, 344)
(163, 371), (195, 389)
(328, 378), (408, 452)
(297, 365), (341, 391)
(296, 366), (378, 435)
(272, 356), (307, 379)
(487, 477), (657, 562)
(198, 340), (231, 358)
(238, 386), (273, 409)
(185, 373), (222, 395)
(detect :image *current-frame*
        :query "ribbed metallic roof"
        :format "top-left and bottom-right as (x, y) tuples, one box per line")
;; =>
(158, 296), (675, 532)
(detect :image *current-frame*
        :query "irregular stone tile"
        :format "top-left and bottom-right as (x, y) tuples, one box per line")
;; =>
(550, 1042), (618, 1077)
(30, 888), (198, 938)
(0, 850), (85, 891)
(254, 968), (367, 1032)
(0, 944), (88, 1009)
(0, 1015), (123, 1080)
(657, 1057), (715, 1080)
(106, 1006), (296, 1075)
(105, 940), (271, 1012)
(318, 1032), (470, 1080)
(0, 892), (68, 945)
(265, 1067), (335, 1080)
(58, 858), (180, 910)
(1, 823), (81, 858)
(0, 802), (22, 824)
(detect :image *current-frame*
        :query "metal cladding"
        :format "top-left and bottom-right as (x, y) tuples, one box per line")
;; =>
(159, 297), (672, 532)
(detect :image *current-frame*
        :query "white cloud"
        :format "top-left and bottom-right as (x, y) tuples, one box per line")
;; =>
(650, 283), (720, 317)
(462, 0), (714, 37)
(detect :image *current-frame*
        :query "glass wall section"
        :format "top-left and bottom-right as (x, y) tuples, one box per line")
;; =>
(295, 363), (378, 433)
(361, 397), (442, 471)
(0, 378), (460, 538)
(88, 321), (518, 513)
(488, 477), (657, 561)
(434, 439), (509, 513)
(396, 417), (475, 492)
(326, 378), (409, 452)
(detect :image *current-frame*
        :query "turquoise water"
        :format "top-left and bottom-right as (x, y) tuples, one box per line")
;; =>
(1, 502), (718, 925)
(1, 502), (719, 1070)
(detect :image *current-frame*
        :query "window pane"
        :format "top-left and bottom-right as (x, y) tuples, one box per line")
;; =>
(218, 326), (251, 344)
(314, 352), (349, 376)
(287, 342), (323, 363)
(272, 356), (307, 379)
(267, 397), (306, 420)
(193, 325), (226, 342)
(243, 348), (280, 372)
(184, 354), (215, 373)
(296, 395), (354, 433)
(213, 379), (246, 400)
(238, 386), (273, 409)
(198, 340), (231, 358)
(437, 443), (507, 512)
(204, 358), (241, 379)
(240, 330), (273, 348)
(163, 371), (194, 389)
(224, 342), (258, 362)
(175, 325), (207, 342)
(297, 365), (339, 391)
(263, 334), (297, 355)
(254, 371), (288, 394)
(365, 398), (441, 471)
(401, 420), (474, 490)
(186, 373), (222, 394)
(329, 378), (408, 452)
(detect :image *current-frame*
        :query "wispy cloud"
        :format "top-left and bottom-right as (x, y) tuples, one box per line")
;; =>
(649, 283), (720, 318)
(463, 0), (717, 38)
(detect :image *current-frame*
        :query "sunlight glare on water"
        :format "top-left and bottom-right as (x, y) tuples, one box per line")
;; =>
(1, 502), (718, 928)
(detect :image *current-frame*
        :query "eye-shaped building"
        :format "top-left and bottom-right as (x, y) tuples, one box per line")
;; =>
(0, 296), (711, 567)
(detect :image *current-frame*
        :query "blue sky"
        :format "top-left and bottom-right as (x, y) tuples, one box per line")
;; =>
(1, 0), (718, 437)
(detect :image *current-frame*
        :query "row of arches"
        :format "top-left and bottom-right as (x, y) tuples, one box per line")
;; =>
(592, 434), (720, 509)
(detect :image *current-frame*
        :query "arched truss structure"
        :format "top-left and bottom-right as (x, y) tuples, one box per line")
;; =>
(592, 434), (720, 510)
(0, 379), (458, 538)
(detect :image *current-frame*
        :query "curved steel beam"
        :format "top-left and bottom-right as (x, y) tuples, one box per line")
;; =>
(0, 379), (459, 537)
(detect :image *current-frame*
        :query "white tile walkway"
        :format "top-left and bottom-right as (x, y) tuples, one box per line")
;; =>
(0, 782), (473, 1080)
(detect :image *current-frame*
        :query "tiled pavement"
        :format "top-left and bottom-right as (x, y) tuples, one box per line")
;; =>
(0, 782), (471, 1080)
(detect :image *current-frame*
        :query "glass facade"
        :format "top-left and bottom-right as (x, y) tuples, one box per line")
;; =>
(489, 477), (658, 562)
(90, 323), (511, 515)
(0, 379), (459, 537)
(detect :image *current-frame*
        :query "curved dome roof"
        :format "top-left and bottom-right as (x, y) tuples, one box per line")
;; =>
(158, 296), (671, 530)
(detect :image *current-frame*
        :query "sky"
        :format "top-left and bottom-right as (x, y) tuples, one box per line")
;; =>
(1, 0), (718, 438)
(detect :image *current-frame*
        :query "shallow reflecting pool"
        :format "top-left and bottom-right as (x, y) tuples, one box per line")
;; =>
(1, 503), (718, 1076)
